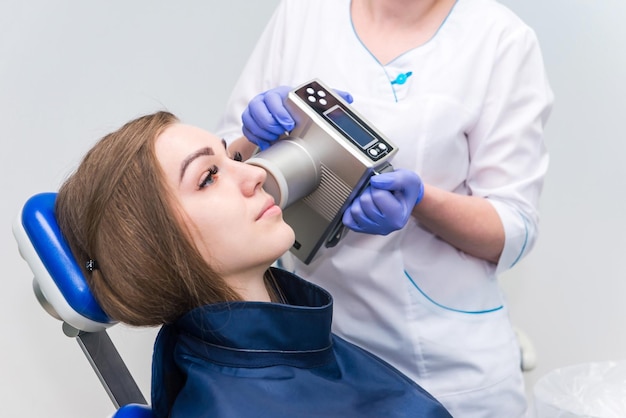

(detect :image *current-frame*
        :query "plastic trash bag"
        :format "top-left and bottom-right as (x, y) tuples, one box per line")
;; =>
(534, 361), (626, 417)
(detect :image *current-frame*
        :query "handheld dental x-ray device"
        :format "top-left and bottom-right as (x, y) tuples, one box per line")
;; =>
(247, 79), (398, 264)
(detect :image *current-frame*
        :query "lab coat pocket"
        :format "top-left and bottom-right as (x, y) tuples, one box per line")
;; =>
(406, 278), (521, 398)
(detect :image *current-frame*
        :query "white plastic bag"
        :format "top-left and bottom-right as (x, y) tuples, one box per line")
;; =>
(534, 361), (626, 418)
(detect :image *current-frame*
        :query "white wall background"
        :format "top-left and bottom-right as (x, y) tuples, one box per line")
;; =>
(1, 1), (624, 416)
(0, 1), (278, 416)
(497, 0), (626, 403)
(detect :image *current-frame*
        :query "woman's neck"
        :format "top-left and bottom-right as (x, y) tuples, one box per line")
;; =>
(356, 0), (442, 27)
(225, 270), (272, 302)
(351, 0), (457, 64)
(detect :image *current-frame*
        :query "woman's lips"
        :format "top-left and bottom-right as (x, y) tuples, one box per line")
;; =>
(258, 199), (282, 219)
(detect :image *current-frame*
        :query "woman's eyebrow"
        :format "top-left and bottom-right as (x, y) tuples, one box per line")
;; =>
(180, 147), (214, 183)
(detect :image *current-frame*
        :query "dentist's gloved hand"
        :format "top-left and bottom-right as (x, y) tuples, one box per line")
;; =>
(342, 169), (424, 235)
(241, 85), (354, 150)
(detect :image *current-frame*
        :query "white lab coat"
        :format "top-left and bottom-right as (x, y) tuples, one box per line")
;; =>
(216, 0), (553, 416)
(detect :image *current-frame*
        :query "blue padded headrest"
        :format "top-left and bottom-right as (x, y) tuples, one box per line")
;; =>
(16, 192), (114, 329)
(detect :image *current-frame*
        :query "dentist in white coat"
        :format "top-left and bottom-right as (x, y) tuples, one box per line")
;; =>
(216, 0), (553, 416)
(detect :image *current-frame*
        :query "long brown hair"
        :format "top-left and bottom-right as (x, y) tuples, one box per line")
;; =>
(56, 111), (242, 326)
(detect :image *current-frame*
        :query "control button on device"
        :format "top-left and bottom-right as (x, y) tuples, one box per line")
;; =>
(317, 90), (326, 97)
(308, 95), (316, 103)
(306, 87), (315, 94)
(319, 99), (327, 106)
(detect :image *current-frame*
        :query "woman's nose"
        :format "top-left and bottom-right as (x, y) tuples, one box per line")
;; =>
(241, 162), (267, 195)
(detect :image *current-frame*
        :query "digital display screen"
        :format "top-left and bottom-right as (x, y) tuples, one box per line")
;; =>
(324, 106), (376, 148)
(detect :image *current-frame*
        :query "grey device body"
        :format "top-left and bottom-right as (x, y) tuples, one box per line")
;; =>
(246, 79), (398, 264)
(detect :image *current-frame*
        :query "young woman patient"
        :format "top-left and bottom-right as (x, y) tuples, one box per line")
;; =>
(55, 111), (451, 418)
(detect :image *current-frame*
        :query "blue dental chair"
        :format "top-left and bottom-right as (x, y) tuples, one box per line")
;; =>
(13, 192), (154, 418)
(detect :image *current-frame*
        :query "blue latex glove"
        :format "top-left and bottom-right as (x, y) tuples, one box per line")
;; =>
(241, 86), (354, 150)
(342, 169), (424, 235)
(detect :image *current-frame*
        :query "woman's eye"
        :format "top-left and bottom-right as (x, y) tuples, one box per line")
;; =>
(198, 165), (219, 189)
(233, 151), (242, 162)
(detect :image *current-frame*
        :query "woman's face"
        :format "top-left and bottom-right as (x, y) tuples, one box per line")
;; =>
(155, 123), (295, 282)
